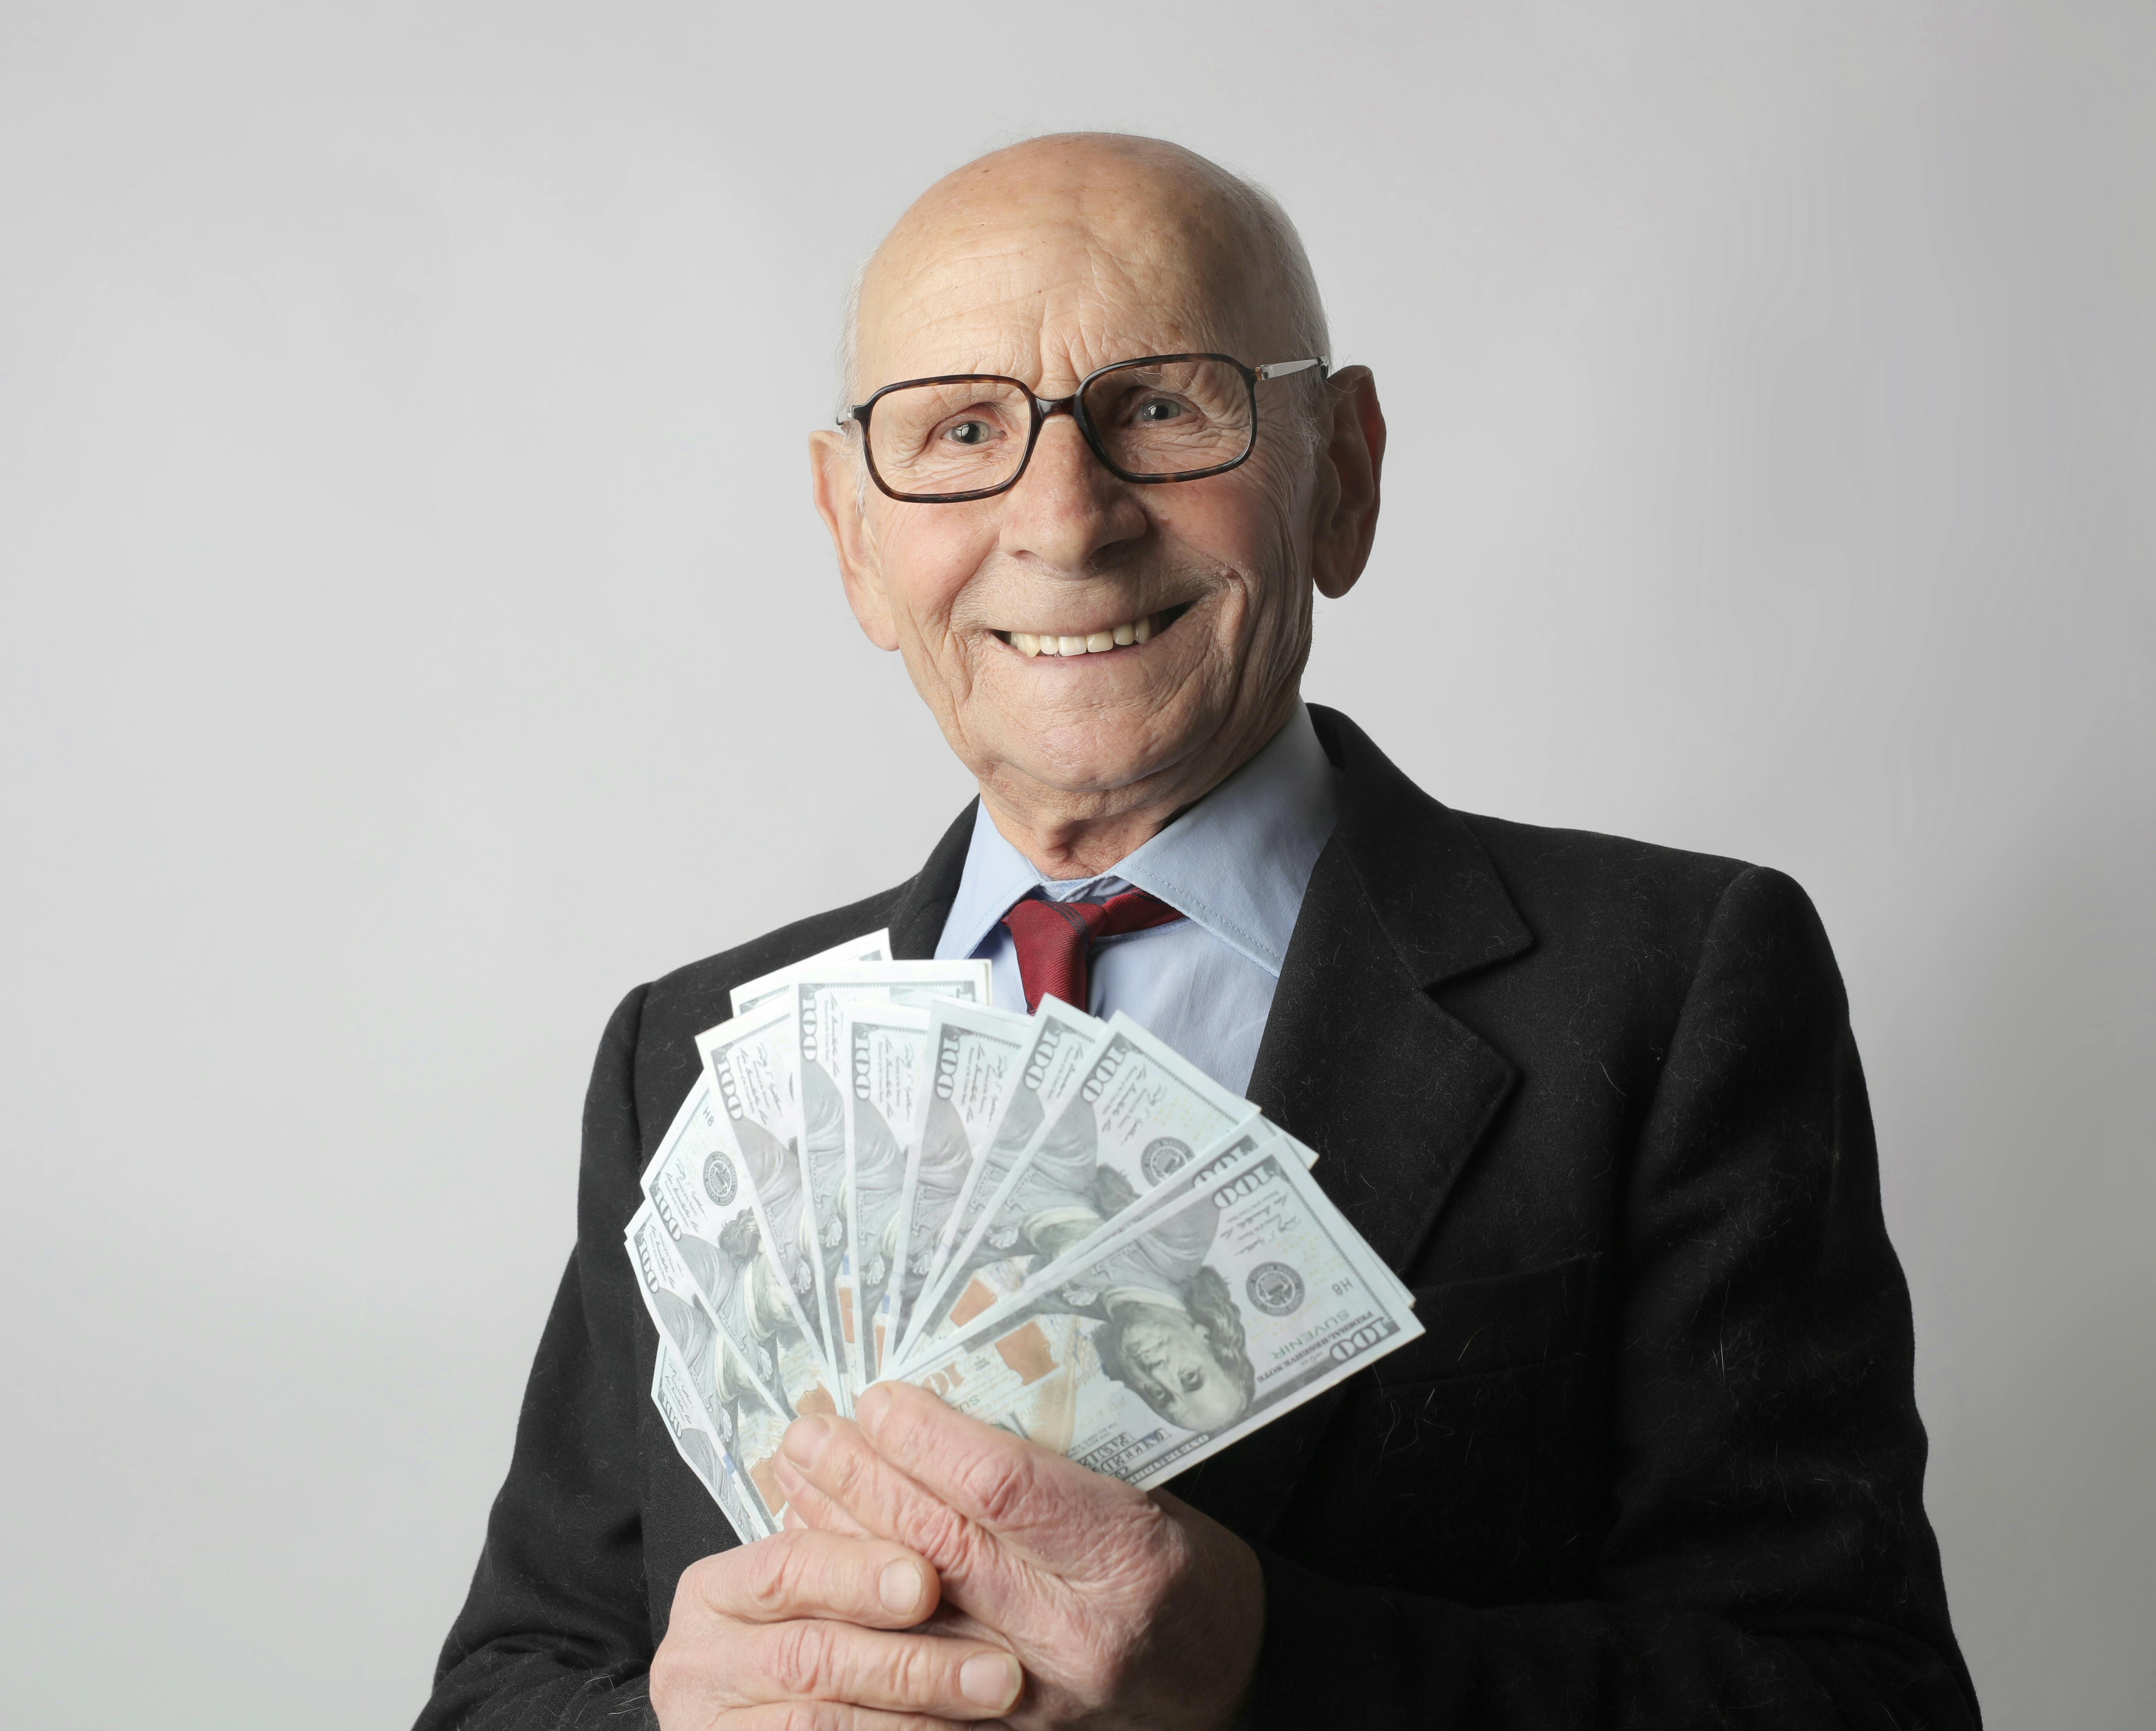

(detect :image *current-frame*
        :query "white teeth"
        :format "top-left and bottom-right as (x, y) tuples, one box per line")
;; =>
(1011, 613), (1165, 655)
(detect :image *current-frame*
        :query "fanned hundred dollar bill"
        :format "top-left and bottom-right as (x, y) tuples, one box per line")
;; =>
(729, 929), (892, 1017)
(898, 998), (1106, 1369)
(639, 1072), (843, 1422)
(838, 1001), (929, 1387)
(683, 1004), (852, 1400)
(898, 1011), (1261, 1372)
(651, 1337), (773, 1541)
(628, 1200), (787, 1417)
(632, 955), (1425, 1533)
(897, 1142), (1424, 1488)
(880, 1000), (1031, 1379)
(788, 963), (992, 1393)
(903, 1124), (1282, 1354)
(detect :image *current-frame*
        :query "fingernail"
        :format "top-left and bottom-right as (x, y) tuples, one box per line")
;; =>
(959, 1652), (1020, 1709)
(878, 1558), (924, 1614)
(853, 1382), (891, 1434)
(781, 1415), (831, 1468)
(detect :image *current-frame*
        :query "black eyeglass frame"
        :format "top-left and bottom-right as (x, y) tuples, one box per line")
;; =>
(839, 352), (1330, 504)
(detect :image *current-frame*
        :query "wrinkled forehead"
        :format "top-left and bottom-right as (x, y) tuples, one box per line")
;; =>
(856, 190), (1282, 398)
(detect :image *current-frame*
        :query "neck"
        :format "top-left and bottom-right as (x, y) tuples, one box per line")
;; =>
(975, 695), (1297, 880)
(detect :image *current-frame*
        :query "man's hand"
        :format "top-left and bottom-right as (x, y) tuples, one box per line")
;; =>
(772, 1383), (1266, 1731)
(650, 1526), (1025, 1730)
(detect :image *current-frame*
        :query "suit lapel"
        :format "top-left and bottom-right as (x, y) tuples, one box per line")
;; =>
(1254, 706), (1531, 1272)
(1172, 707), (1532, 1541)
(1247, 848), (1518, 1273)
(887, 801), (978, 961)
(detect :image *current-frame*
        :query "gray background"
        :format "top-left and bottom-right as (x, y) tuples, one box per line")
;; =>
(2, 3), (2149, 1725)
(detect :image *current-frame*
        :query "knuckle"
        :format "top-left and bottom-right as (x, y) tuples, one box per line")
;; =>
(647, 1645), (683, 1708)
(765, 1618), (839, 1697)
(907, 1497), (976, 1569)
(879, 1633), (932, 1703)
(955, 1447), (1039, 1527)
(740, 1533), (808, 1616)
(682, 1552), (746, 1623)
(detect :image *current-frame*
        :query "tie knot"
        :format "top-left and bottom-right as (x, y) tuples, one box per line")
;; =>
(999, 889), (1183, 1013)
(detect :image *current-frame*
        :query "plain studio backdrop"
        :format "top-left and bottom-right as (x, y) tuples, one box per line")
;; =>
(2, 2), (2149, 1725)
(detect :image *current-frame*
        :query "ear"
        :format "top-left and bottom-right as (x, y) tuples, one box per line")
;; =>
(810, 427), (900, 651)
(1308, 367), (1386, 601)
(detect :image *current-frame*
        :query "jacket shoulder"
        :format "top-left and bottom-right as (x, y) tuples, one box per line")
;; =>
(1453, 809), (1757, 918)
(1444, 808), (1837, 1019)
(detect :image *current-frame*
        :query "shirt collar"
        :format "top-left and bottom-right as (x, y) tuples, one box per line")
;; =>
(933, 703), (1339, 977)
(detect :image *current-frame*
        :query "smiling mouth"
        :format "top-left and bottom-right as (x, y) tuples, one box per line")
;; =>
(994, 601), (1195, 658)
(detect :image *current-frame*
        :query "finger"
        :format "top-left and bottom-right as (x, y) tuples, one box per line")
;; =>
(737, 1619), (1023, 1719)
(774, 1451), (879, 1538)
(779, 1412), (1007, 1592)
(853, 1382), (1152, 1561)
(714, 1704), (971, 1731)
(691, 1528), (941, 1629)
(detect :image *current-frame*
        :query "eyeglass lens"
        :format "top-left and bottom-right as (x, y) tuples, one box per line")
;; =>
(866, 357), (1254, 498)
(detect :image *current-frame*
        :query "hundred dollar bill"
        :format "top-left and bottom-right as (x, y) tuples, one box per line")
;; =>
(629, 1201), (801, 1532)
(838, 1002), (929, 1388)
(789, 963), (991, 1397)
(1241, 1126), (1411, 1317)
(899, 1143), (1424, 1489)
(639, 1072), (843, 1422)
(652, 1338), (772, 1541)
(902, 1011), (1261, 1370)
(628, 1199), (787, 1419)
(666, 1005), (850, 1400)
(936, 1119), (1419, 1367)
(729, 928), (892, 1017)
(879, 1001), (1031, 1377)
(899, 1124), (1283, 1356)
(898, 998), (1106, 1369)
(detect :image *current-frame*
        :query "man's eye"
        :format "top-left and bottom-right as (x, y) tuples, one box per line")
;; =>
(944, 418), (995, 445)
(1180, 1366), (1205, 1391)
(1134, 397), (1187, 424)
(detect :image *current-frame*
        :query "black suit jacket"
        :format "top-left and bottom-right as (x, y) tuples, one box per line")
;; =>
(418, 708), (1977, 1729)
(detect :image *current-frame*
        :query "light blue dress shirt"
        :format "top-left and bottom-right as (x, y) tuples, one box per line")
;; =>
(933, 704), (1340, 1095)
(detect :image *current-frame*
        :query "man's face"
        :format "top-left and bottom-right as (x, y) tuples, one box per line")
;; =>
(1114, 1305), (1249, 1432)
(814, 165), (1337, 818)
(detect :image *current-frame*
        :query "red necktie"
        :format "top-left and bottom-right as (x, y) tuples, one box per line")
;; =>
(999, 889), (1185, 1013)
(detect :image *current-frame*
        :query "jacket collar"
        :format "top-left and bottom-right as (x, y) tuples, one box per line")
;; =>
(1305, 704), (1533, 987)
(891, 705), (1532, 980)
(887, 801), (979, 962)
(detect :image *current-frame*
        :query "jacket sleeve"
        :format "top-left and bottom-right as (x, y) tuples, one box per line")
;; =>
(413, 986), (667, 1731)
(1245, 868), (1980, 1730)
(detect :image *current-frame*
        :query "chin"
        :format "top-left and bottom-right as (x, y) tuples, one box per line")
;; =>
(1000, 716), (1193, 799)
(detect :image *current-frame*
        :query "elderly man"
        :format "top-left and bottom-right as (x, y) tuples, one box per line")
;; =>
(417, 135), (1977, 1730)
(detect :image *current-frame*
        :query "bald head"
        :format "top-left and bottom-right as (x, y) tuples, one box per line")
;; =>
(840, 134), (1328, 406)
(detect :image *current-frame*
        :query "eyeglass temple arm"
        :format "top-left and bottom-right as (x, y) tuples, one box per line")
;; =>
(1254, 357), (1329, 381)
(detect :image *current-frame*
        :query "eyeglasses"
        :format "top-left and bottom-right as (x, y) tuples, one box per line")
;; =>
(839, 352), (1329, 504)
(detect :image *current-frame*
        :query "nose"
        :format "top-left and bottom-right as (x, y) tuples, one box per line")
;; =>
(995, 409), (1149, 575)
